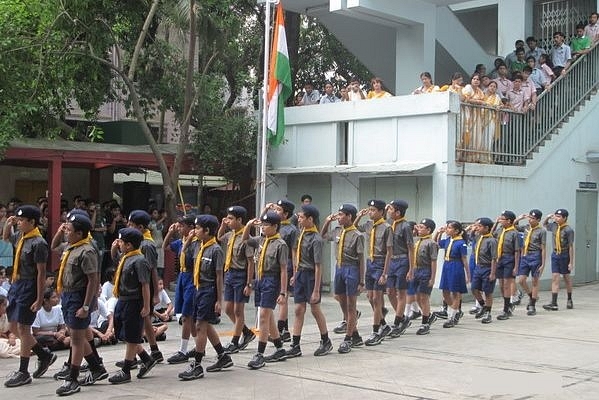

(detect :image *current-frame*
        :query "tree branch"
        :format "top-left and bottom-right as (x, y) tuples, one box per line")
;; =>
(128, 0), (161, 81)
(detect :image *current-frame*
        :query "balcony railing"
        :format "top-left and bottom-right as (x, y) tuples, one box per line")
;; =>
(456, 42), (599, 165)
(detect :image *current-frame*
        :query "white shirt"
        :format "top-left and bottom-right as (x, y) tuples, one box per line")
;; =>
(153, 289), (171, 311)
(91, 298), (108, 328)
(100, 281), (114, 301)
(32, 305), (64, 331)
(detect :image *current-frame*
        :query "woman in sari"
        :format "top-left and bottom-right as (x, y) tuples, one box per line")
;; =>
(460, 73), (486, 161)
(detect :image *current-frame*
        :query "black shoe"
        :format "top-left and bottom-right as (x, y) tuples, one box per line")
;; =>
(337, 340), (352, 354)
(264, 348), (287, 363)
(496, 311), (510, 320)
(167, 351), (189, 364)
(178, 361), (204, 380)
(151, 350), (164, 363)
(53, 363), (71, 380)
(428, 313), (438, 325)
(481, 311), (492, 324)
(364, 332), (383, 346)
(280, 330), (291, 343)
(509, 303), (516, 313)
(205, 353), (233, 372)
(79, 362), (89, 373)
(379, 324), (392, 337)
(247, 353), (265, 369)
(513, 298), (521, 306)
(410, 311), (422, 321)
(285, 344), (302, 358)
(455, 310), (464, 322)
(108, 370), (131, 384)
(137, 357), (158, 379)
(4, 371), (32, 388)
(115, 358), (139, 369)
(469, 306), (480, 315)
(313, 339), (333, 357)
(186, 349), (198, 359)
(475, 308), (486, 319)
(333, 321), (347, 334)
(223, 342), (240, 354)
(442, 318), (456, 328)
(390, 319), (411, 338)
(543, 303), (558, 311)
(350, 335), (364, 347)
(78, 365), (108, 386)
(567, 299), (573, 309)
(526, 305), (537, 316)
(416, 324), (430, 335)
(433, 309), (448, 319)
(56, 379), (80, 396)
(33, 352), (57, 378)
(239, 331), (256, 350)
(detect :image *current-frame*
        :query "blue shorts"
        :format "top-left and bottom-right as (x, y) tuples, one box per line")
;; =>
(413, 268), (433, 295)
(193, 286), (217, 322)
(551, 252), (570, 275)
(61, 290), (94, 330)
(254, 276), (280, 310)
(114, 299), (144, 344)
(471, 266), (496, 294)
(469, 253), (476, 279)
(224, 269), (249, 303)
(496, 256), (516, 279)
(365, 259), (385, 291)
(7, 280), (37, 326)
(439, 260), (467, 293)
(387, 258), (409, 290)
(286, 259), (294, 287)
(334, 265), (360, 297)
(293, 269), (321, 304)
(174, 272), (195, 316)
(518, 252), (542, 277)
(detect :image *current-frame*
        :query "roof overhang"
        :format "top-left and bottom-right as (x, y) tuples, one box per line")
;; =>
(268, 162), (435, 175)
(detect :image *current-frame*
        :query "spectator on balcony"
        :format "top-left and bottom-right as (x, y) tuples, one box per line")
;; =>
(527, 56), (551, 96)
(480, 75), (491, 93)
(366, 77), (392, 99)
(584, 12), (599, 43)
(520, 67), (538, 111)
(538, 53), (555, 84)
(510, 48), (527, 74)
(489, 57), (505, 79)
(461, 73), (486, 162)
(474, 64), (487, 77)
(525, 36), (546, 66)
(550, 32), (572, 76)
(492, 63), (513, 99)
(439, 72), (464, 93)
(348, 77), (366, 100)
(299, 82), (320, 106)
(506, 73), (527, 113)
(571, 23), (592, 59)
(461, 73), (486, 104)
(320, 82), (341, 104)
(504, 40), (525, 70)
(340, 86), (350, 102)
(412, 72), (439, 94)
(293, 92), (304, 106)
(484, 81), (503, 108)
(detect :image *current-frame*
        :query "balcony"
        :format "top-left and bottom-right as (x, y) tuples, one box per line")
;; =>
(269, 92), (461, 175)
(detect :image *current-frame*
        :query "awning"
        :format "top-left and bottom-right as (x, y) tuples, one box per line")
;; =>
(268, 162), (435, 175)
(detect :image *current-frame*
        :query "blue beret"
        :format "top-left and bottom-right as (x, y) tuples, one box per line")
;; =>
(368, 199), (386, 210)
(529, 209), (542, 220)
(420, 218), (436, 231)
(227, 206), (247, 219)
(555, 208), (569, 218)
(195, 214), (219, 231)
(179, 214), (196, 226)
(261, 211), (281, 225)
(477, 217), (494, 228)
(338, 204), (357, 218)
(501, 210), (516, 221)
(118, 227), (143, 247)
(390, 199), (409, 212)
(66, 208), (89, 219)
(16, 205), (41, 222)
(301, 204), (319, 220)
(68, 213), (92, 232)
(276, 200), (295, 215)
(128, 210), (151, 227)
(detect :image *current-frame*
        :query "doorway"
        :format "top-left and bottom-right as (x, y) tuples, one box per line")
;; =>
(574, 190), (598, 283)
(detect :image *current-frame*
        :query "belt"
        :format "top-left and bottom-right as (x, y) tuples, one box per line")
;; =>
(391, 255), (408, 260)
(476, 264), (491, 268)
(298, 267), (315, 272)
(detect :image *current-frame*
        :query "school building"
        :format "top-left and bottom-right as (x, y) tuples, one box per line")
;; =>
(267, 0), (599, 288)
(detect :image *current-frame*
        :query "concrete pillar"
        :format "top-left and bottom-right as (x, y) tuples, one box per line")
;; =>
(48, 158), (62, 271)
(498, 0), (534, 57)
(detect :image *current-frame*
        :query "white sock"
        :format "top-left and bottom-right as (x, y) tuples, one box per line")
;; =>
(180, 338), (189, 353)
(411, 301), (421, 312)
(475, 299), (481, 307)
(404, 304), (410, 316)
(448, 307), (456, 318)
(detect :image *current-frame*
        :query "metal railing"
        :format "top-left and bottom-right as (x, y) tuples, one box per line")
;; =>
(456, 42), (599, 165)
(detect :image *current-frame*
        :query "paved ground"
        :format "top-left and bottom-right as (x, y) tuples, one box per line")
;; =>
(2, 284), (598, 399)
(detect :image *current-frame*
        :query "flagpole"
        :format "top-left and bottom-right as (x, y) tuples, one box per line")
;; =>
(258, 0), (275, 214)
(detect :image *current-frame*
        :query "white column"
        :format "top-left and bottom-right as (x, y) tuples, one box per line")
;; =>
(497, 0), (534, 56)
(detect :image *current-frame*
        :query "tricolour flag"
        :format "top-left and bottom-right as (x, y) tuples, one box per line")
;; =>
(267, 2), (292, 146)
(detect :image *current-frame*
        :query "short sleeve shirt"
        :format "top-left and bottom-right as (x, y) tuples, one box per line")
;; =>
(546, 222), (574, 253)
(493, 228), (521, 257)
(414, 237), (438, 269)
(60, 243), (99, 292)
(522, 226), (547, 253)
(197, 243), (224, 287)
(117, 254), (151, 300)
(140, 239), (158, 270)
(11, 232), (49, 280)
(439, 237), (468, 259)
(358, 220), (392, 259)
(474, 235), (498, 266)
(32, 305), (64, 330)
(391, 220), (414, 257)
(222, 231), (253, 271)
(249, 236), (288, 275)
(296, 231), (324, 270)
(279, 223), (298, 254)
(551, 44), (572, 67)
(325, 227), (364, 266)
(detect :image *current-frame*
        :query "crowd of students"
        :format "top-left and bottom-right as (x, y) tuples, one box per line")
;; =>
(0, 195), (576, 396)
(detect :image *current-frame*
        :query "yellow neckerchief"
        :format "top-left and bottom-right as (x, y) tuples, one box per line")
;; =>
(193, 237), (217, 288)
(280, 219), (291, 225)
(257, 233), (281, 279)
(391, 217), (406, 233)
(414, 235), (432, 263)
(224, 229), (244, 272)
(497, 226), (515, 258)
(555, 223), (568, 254)
(296, 226), (319, 267)
(444, 236), (456, 261)
(338, 225), (357, 266)
(112, 249), (143, 297)
(179, 236), (198, 273)
(142, 229), (154, 242)
(11, 227), (42, 282)
(475, 233), (493, 265)
(56, 237), (91, 294)
(369, 218), (385, 260)
(523, 225), (539, 256)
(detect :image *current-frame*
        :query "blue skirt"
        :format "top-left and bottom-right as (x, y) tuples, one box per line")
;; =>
(439, 260), (467, 293)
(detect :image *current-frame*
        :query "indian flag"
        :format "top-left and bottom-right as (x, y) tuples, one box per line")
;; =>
(267, 2), (292, 146)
